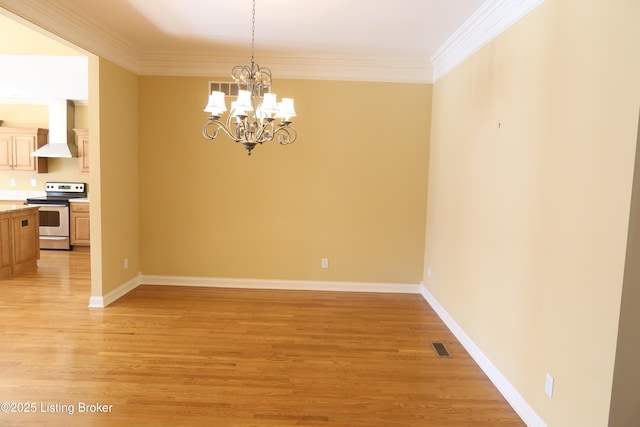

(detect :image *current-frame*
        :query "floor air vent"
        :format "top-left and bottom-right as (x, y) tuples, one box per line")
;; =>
(431, 342), (452, 358)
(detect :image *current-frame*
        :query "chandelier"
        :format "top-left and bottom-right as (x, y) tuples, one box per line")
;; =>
(202, 0), (297, 156)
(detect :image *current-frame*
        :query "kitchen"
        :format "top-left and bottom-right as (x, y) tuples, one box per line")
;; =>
(0, 12), (91, 276)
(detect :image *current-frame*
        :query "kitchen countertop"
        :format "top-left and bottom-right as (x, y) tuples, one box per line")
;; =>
(69, 198), (90, 203)
(0, 204), (39, 213)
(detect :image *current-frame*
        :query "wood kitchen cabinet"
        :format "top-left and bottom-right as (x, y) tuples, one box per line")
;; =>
(70, 202), (90, 247)
(0, 206), (39, 279)
(0, 127), (49, 173)
(73, 129), (89, 173)
(0, 214), (11, 278)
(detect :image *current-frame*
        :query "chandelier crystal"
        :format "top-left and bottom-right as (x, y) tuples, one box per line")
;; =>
(203, 0), (297, 156)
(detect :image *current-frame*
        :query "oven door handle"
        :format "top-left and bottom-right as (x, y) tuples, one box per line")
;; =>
(27, 203), (67, 208)
(40, 236), (69, 241)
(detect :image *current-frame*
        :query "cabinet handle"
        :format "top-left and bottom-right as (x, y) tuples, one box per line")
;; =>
(21, 219), (28, 227)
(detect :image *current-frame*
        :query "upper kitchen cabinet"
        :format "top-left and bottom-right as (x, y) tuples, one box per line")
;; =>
(73, 129), (89, 173)
(0, 127), (48, 173)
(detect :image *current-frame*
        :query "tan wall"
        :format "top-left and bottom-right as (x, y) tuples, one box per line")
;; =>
(0, 104), (48, 126)
(139, 77), (431, 284)
(0, 103), (88, 129)
(92, 57), (139, 295)
(424, 1), (640, 426)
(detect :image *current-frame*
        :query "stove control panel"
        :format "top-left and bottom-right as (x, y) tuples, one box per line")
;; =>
(45, 182), (86, 193)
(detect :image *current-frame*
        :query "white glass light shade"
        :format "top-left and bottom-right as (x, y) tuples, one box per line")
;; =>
(255, 105), (267, 121)
(204, 91), (227, 116)
(230, 101), (247, 118)
(235, 90), (254, 111)
(260, 93), (279, 116)
(277, 98), (296, 121)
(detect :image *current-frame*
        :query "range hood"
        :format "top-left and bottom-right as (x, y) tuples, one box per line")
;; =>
(31, 99), (78, 158)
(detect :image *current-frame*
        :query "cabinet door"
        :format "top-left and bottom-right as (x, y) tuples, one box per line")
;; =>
(0, 129), (47, 173)
(71, 205), (91, 246)
(74, 215), (90, 244)
(12, 135), (37, 171)
(74, 129), (90, 173)
(0, 216), (11, 278)
(11, 211), (38, 273)
(81, 138), (89, 172)
(0, 135), (13, 170)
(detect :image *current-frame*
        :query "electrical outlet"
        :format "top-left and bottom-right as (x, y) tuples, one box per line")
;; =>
(545, 373), (554, 398)
(124, 258), (129, 269)
(427, 266), (432, 278)
(30, 179), (37, 187)
(10, 178), (16, 186)
(321, 258), (329, 269)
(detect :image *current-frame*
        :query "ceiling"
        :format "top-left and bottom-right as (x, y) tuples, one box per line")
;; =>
(0, 0), (543, 83)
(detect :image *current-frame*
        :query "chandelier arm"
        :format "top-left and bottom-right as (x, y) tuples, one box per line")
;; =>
(227, 113), (252, 143)
(203, 118), (240, 142)
(253, 120), (275, 144)
(224, 113), (237, 139)
(273, 125), (297, 145)
(232, 65), (253, 85)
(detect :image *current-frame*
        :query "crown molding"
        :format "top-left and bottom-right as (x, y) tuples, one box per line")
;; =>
(430, 0), (544, 82)
(0, 0), (431, 83)
(1, 0), (541, 84)
(263, 54), (433, 84)
(139, 51), (433, 83)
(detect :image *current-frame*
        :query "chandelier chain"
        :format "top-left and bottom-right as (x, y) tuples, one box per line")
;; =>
(251, 0), (256, 69)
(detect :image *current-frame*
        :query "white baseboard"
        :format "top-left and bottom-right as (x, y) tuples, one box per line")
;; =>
(87, 273), (143, 308)
(88, 274), (418, 308)
(142, 274), (421, 294)
(419, 283), (547, 427)
(87, 295), (105, 308)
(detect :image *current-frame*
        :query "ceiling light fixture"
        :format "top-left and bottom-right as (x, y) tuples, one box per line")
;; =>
(202, 0), (297, 156)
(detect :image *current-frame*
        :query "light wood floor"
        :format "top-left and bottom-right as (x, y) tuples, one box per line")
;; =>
(0, 251), (524, 426)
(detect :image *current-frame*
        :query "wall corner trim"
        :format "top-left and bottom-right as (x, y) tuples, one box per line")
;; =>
(87, 273), (143, 308)
(430, 0), (544, 81)
(419, 283), (548, 426)
(87, 295), (105, 308)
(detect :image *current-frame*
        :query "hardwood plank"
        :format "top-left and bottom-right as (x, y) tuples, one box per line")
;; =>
(0, 251), (524, 426)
